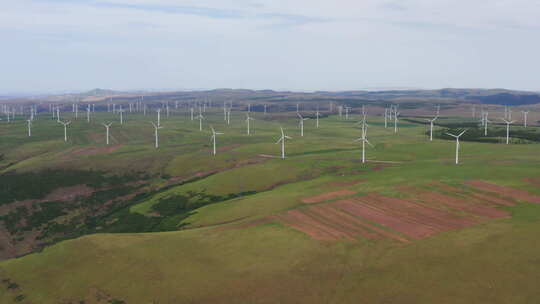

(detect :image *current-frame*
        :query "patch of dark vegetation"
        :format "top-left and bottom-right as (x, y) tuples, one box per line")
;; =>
(469, 93), (540, 106)
(433, 126), (540, 143)
(403, 118), (540, 143)
(0, 169), (148, 206)
(97, 190), (258, 233)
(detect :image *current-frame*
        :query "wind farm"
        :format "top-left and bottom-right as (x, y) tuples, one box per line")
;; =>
(2, 0), (540, 302)
(1, 88), (540, 303)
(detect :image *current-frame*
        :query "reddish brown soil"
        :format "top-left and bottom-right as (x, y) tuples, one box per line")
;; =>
(427, 182), (516, 207)
(415, 192), (510, 219)
(465, 180), (540, 204)
(275, 188), (516, 243)
(301, 190), (356, 204)
(524, 178), (540, 187)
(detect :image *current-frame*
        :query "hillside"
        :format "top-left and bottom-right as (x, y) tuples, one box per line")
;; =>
(0, 96), (540, 303)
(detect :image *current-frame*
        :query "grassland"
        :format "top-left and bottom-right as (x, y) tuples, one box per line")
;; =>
(1, 104), (540, 303)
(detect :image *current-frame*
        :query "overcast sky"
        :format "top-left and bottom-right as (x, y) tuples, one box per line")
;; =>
(2, 0), (540, 93)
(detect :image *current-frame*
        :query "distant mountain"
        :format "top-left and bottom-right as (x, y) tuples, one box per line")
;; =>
(80, 88), (122, 97)
(315, 89), (540, 105)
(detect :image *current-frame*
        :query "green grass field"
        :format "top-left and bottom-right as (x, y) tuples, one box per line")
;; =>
(1, 106), (540, 303)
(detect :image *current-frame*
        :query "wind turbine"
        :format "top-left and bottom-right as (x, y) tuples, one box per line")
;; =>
(197, 113), (205, 131)
(446, 129), (467, 165)
(502, 119), (514, 144)
(58, 120), (71, 142)
(245, 113), (255, 135)
(210, 126), (223, 155)
(156, 108), (161, 127)
(297, 113), (309, 136)
(119, 108), (124, 125)
(86, 105), (91, 122)
(102, 122), (113, 145)
(150, 122), (163, 148)
(26, 119), (32, 137)
(276, 127), (292, 159)
(345, 107), (350, 120)
(355, 119), (373, 164)
(522, 110), (529, 128)
(315, 107), (321, 128)
(393, 107), (400, 133)
(384, 108), (388, 128)
(426, 115), (438, 141)
(481, 112), (491, 136)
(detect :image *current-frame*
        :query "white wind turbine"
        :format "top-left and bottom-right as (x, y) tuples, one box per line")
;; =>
(150, 122), (163, 149)
(210, 126), (223, 155)
(245, 113), (255, 135)
(393, 107), (400, 133)
(297, 113), (309, 136)
(86, 105), (91, 122)
(481, 112), (491, 136)
(502, 118), (514, 144)
(522, 110), (529, 128)
(355, 118), (373, 164)
(384, 108), (388, 128)
(446, 129), (467, 165)
(426, 115), (439, 141)
(197, 113), (205, 131)
(119, 107), (125, 125)
(102, 122), (113, 145)
(156, 108), (161, 127)
(276, 127), (292, 159)
(58, 120), (71, 142)
(26, 119), (32, 137)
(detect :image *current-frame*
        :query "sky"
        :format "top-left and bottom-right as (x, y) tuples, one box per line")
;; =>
(1, 0), (540, 94)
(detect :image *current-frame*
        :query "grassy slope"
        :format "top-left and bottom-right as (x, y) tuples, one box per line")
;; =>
(1, 110), (540, 303)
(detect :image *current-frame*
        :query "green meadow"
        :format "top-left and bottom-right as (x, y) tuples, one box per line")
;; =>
(1, 106), (540, 303)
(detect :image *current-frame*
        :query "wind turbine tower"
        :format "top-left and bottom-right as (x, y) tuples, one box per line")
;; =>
(276, 127), (292, 159)
(150, 122), (163, 149)
(210, 126), (223, 155)
(297, 113), (309, 136)
(58, 120), (71, 142)
(245, 113), (254, 135)
(502, 119), (514, 144)
(522, 110), (529, 128)
(103, 122), (113, 145)
(446, 129), (467, 165)
(426, 114), (438, 141)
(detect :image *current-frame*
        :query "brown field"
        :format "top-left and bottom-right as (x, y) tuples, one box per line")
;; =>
(274, 182), (528, 243)
(465, 180), (540, 203)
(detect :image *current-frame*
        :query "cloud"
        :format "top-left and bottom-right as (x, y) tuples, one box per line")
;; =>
(1, 0), (540, 93)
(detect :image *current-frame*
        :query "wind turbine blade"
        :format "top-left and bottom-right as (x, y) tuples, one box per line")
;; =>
(458, 129), (468, 137)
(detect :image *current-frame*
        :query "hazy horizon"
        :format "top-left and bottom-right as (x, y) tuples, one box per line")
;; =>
(2, 1), (540, 94)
